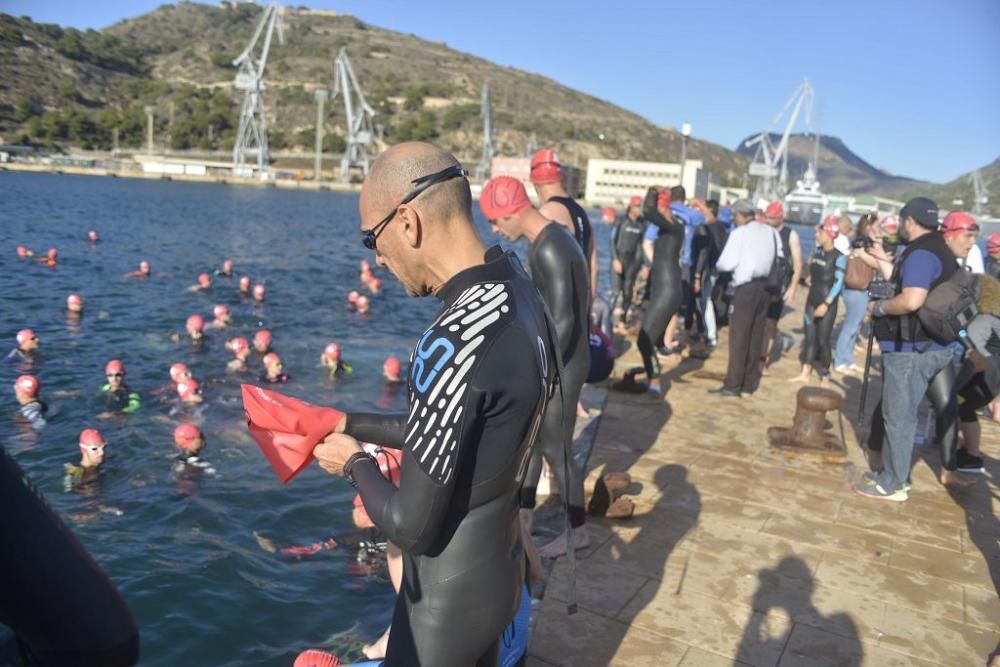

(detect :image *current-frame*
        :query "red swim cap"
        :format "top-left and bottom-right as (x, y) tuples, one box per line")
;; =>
(198, 273), (211, 287)
(356, 295), (370, 309)
(253, 284), (266, 300)
(254, 330), (272, 346)
(629, 195), (643, 207)
(15, 374), (39, 396)
(262, 352), (281, 368)
(370, 277), (382, 290)
(223, 259), (233, 270)
(67, 294), (83, 307)
(323, 343), (341, 360)
(529, 148), (562, 185)
(47, 248), (57, 259)
(16, 245), (28, 257)
(87, 230), (98, 241)
(988, 232), (1000, 254)
(240, 276), (251, 290)
(384, 355), (402, 377)
(819, 215), (840, 239)
(173, 423), (201, 449)
(941, 211), (979, 238)
(293, 649), (341, 667)
(480, 176), (532, 221)
(79, 428), (105, 448)
(16, 329), (36, 345)
(213, 304), (230, 319)
(227, 337), (249, 354)
(177, 379), (201, 400)
(766, 200), (785, 220)
(347, 291), (360, 304)
(105, 359), (125, 375)
(170, 363), (191, 382)
(140, 260), (151, 272)
(879, 214), (899, 234)
(187, 314), (205, 331)
(360, 259), (371, 272)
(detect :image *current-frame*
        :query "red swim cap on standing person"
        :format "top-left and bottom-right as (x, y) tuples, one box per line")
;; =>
(480, 176), (532, 221)
(529, 148), (563, 185)
(186, 314), (205, 331)
(941, 211), (980, 238)
(79, 429), (105, 450)
(988, 232), (1000, 254)
(105, 359), (125, 375)
(766, 200), (785, 220)
(293, 649), (341, 667)
(170, 363), (190, 383)
(16, 329), (36, 346)
(820, 215), (840, 239)
(629, 195), (643, 207)
(173, 423), (201, 450)
(15, 374), (39, 396)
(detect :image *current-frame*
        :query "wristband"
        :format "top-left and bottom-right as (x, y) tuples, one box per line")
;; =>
(344, 451), (375, 488)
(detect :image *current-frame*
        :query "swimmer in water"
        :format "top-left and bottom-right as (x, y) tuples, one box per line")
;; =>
(66, 293), (84, 314)
(8, 329), (39, 361)
(216, 259), (234, 277)
(64, 429), (105, 491)
(207, 304), (231, 330)
(186, 314), (205, 342)
(347, 290), (360, 307)
(239, 276), (251, 295)
(36, 248), (58, 266)
(176, 378), (203, 404)
(260, 352), (289, 383)
(87, 230), (99, 242)
(356, 294), (370, 315)
(170, 362), (192, 385)
(383, 356), (403, 383)
(313, 142), (558, 667)
(321, 343), (352, 376)
(226, 337), (251, 372)
(189, 273), (212, 292)
(252, 284), (266, 302)
(16, 244), (34, 258)
(172, 423), (214, 476)
(124, 260), (151, 279)
(369, 277), (383, 294)
(100, 360), (141, 415)
(14, 374), (47, 431)
(252, 330), (272, 354)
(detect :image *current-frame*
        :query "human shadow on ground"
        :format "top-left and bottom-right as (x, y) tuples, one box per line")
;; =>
(735, 556), (863, 666)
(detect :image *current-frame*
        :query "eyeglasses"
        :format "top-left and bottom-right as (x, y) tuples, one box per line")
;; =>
(361, 165), (469, 250)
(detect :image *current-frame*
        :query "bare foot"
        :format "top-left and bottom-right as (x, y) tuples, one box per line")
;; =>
(363, 626), (391, 660)
(787, 374), (809, 384)
(940, 470), (976, 488)
(819, 376), (832, 389)
(576, 402), (590, 419)
(538, 526), (590, 559)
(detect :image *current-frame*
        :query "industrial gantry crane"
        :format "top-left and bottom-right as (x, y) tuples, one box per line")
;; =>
(475, 83), (495, 182)
(744, 78), (815, 203)
(232, 1), (285, 178)
(331, 47), (377, 183)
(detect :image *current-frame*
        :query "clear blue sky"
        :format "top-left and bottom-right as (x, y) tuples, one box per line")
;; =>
(5, 0), (999, 183)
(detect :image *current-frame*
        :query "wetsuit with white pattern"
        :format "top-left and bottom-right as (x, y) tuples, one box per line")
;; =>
(344, 247), (556, 667)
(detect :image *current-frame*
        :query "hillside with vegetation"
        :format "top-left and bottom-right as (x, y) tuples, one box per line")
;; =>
(0, 3), (747, 184)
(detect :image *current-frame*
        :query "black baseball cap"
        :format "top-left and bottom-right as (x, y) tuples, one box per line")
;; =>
(899, 197), (939, 229)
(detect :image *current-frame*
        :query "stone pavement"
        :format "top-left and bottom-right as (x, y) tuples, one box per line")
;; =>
(527, 303), (1000, 667)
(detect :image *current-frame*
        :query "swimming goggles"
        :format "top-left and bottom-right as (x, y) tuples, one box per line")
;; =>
(362, 165), (468, 251)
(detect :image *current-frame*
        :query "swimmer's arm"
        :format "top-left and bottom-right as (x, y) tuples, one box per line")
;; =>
(824, 254), (848, 303)
(345, 413), (407, 449)
(641, 188), (674, 232)
(534, 240), (579, 363)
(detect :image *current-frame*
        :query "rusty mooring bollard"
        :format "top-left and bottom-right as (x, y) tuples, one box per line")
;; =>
(767, 387), (846, 460)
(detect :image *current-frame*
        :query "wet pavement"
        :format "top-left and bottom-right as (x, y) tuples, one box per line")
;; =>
(527, 298), (1000, 666)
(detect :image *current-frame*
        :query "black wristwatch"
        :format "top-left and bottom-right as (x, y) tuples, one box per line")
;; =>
(344, 451), (375, 488)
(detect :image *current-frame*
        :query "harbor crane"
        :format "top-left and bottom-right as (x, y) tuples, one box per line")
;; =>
(744, 78), (815, 202)
(971, 169), (989, 218)
(331, 47), (377, 183)
(232, 1), (285, 178)
(475, 83), (495, 181)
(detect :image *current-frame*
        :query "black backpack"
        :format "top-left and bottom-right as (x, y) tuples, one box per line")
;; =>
(917, 267), (980, 342)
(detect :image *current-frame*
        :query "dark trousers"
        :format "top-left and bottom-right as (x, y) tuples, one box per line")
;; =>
(724, 279), (770, 393)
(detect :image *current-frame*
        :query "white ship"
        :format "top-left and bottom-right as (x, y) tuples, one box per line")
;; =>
(784, 162), (826, 226)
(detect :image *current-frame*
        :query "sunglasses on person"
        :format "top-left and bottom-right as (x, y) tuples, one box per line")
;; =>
(361, 165), (469, 251)
(81, 445), (105, 453)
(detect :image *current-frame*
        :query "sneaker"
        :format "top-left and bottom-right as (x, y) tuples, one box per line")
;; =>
(834, 364), (854, 374)
(708, 387), (740, 398)
(853, 476), (908, 502)
(860, 471), (911, 492)
(956, 448), (986, 474)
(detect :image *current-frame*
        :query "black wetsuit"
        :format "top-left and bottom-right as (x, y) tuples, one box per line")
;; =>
(0, 445), (139, 666)
(637, 188), (684, 380)
(520, 222), (591, 529)
(547, 196), (593, 271)
(800, 246), (847, 375)
(344, 247), (556, 667)
(612, 214), (647, 322)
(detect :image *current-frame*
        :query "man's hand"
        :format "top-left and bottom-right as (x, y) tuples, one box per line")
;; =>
(313, 432), (363, 476)
(969, 349), (988, 374)
(693, 276), (702, 295)
(783, 286), (796, 305)
(813, 303), (829, 319)
(612, 258), (623, 275)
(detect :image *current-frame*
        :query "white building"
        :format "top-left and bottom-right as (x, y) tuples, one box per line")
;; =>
(584, 158), (702, 206)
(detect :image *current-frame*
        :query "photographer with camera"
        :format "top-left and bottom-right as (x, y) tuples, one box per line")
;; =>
(834, 213), (881, 373)
(854, 198), (958, 502)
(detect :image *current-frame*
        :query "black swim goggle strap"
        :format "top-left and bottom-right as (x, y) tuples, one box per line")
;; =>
(362, 165), (469, 250)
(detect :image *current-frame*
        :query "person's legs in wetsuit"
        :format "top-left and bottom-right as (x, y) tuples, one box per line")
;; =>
(636, 274), (681, 390)
(813, 301), (839, 386)
(620, 257), (641, 325)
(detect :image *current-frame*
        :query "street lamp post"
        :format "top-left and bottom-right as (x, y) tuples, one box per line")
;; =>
(679, 121), (691, 192)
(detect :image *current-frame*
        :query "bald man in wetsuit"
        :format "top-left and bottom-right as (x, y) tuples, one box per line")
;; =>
(480, 175), (591, 566)
(313, 142), (559, 667)
(530, 149), (599, 300)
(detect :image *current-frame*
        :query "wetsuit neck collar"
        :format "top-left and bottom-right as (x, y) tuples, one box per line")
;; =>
(436, 246), (513, 304)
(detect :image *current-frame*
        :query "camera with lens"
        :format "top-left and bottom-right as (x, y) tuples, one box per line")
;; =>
(867, 278), (896, 300)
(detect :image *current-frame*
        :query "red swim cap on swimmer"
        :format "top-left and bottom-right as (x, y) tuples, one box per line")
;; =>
(88, 230), (98, 241)
(177, 379), (201, 400)
(347, 291), (360, 304)
(213, 304), (230, 319)
(16, 329), (36, 345)
(529, 148), (562, 185)
(820, 215), (840, 239)
(480, 176), (532, 221)
(293, 649), (341, 667)
(262, 352), (281, 368)
(170, 362), (190, 383)
(227, 337), (249, 354)
(356, 295), (370, 308)
(187, 314), (205, 331)
(323, 343), (341, 360)
(383, 355), (402, 377)
(941, 211), (979, 238)
(47, 248), (57, 259)
(105, 359), (125, 375)
(197, 273), (211, 287)
(370, 277), (382, 290)
(16, 245), (28, 257)
(988, 232), (1000, 254)
(240, 276), (251, 289)
(629, 195), (643, 207)
(766, 200), (785, 220)
(360, 259), (371, 272)
(241, 384), (346, 483)
(173, 423), (201, 449)
(140, 260), (150, 272)
(15, 374), (39, 396)
(79, 429), (105, 449)
(253, 284), (266, 299)
(254, 330), (272, 346)
(67, 294), (83, 307)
